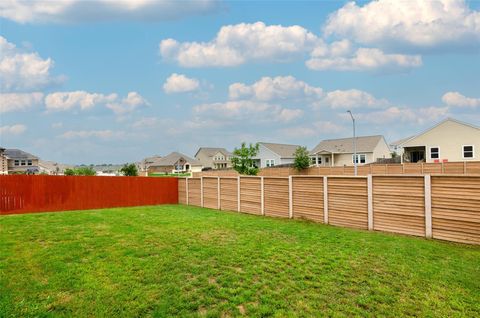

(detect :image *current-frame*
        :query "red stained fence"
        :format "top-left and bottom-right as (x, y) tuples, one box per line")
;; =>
(0, 175), (178, 215)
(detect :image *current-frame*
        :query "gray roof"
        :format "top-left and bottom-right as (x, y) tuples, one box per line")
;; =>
(195, 147), (233, 157)
(149, 152), (202, 167)
(39, 160), (74, 172)
(310, 135), (384, 154)
(4, 149), (38, 160)
(260, 142), (301, 158)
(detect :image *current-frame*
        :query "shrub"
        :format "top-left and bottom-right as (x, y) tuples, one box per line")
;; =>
(231, 142), (260, 176)
(293, 146), (311, 171)
(120, 163), (138, 176)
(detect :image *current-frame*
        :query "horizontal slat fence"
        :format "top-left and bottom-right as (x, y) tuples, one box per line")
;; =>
(0, 175), (178, 215)
(194, 161), (480, 178)
(179, 175), (480, 245)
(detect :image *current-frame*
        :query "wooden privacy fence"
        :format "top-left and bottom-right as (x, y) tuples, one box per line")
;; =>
(0, 175), (178, 215)
(194, 161), (480, 177)
(179, 175), (480, 245)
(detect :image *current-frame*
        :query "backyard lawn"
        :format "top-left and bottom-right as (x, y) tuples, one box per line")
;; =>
(1, 205), (479, 317)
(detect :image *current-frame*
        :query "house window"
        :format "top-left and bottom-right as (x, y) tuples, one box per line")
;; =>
(266, 159), (275, 167)
(14, 160), (19, 166)
(311, 157), (317, 164)
(325, 157), (329, 163)
(430, 147), (440, 159)
(463, 145), (474, 159)
(21, 160), (26, 166)
(352, 154), (366, 164)
(27, 160), (32, 166)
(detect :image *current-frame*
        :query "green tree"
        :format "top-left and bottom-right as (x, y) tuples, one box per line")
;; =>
(74, 166), (96, 176)
(64, 168), (75, 176)
(120, 163), (138, 176)
(293, 146), (311, 171)
(231, 142), (260, 176)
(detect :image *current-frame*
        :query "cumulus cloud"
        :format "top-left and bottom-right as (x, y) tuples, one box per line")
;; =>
(280, 121), (346, 138)
(0, 0), (220, 24)
(316, 89), (390, 109)
(193, 100), (303, 123)
(442, 92), (480, 108)
(306, 46), (422, 71)
(159, 21), (319, 67)
(0, 36), (62, 92)
(0, 92), (44, 113)
(323, 0), (480, 50)
(229, 76), (323, 101)
(163, 73), (200, 93)
(0, 124), (27, 135)
(354, 106), (450, 125)
(45, 91), (148, 114)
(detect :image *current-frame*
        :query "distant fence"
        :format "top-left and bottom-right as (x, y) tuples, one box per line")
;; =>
(179, 175), (480, 245)
(194, 161), (480, 177)
(0, 175), (178, 215)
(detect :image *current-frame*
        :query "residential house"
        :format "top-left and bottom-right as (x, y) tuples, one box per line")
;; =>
(310, 135), (391, 166)
(394, 118), (480, 163)
(253, 142), (301, 168)
(0, 148), (8, 175)
(195, 147), (233, 169)
(38, 160), (74, 175)
(3, 148), (40, 174)
(147, 152), (203, 174)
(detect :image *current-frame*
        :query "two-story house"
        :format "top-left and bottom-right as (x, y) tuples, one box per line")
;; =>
(195, 147), (233, 169)
(3, 148), (40, 174)
(253, 142), (301, 168)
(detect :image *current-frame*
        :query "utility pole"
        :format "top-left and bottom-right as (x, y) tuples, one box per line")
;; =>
(347, 110), (357, 176)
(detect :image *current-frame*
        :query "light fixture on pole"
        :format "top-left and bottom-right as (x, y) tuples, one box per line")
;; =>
(347, 110), (357, 176)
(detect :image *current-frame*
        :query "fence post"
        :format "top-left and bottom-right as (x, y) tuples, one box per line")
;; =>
(200, 177), (204, 208)
(424, 175), (432, 238)
(367, 175), (373, 230)
(323, 176), (329, 224)
(288, 176), (293, 219)
(217, 177), (221, 210)
(261, 176), (265, 216)
(237, 176), (241, 212)
(186, 177), (189, 205)
(421, 163), (424, 174)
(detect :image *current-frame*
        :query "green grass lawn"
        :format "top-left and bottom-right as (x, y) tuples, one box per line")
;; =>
(1, 205), (479, 317)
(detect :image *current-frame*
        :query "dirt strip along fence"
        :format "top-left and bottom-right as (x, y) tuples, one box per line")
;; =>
(0, 175), (178, 215)
(193, 161), (480, 178)
(179, 175), (480, 245)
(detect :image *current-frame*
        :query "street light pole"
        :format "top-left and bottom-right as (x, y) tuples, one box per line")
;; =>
(347, 110), (357, 176)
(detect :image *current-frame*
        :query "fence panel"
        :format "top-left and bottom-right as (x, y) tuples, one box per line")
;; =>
(264, 177), (289, 218)
(403, 164), (422, 174)
(466, 162), (480, 174)
(292, 177), (324, 222)
(372, 176), (425, 236)
(178, 178), (187, 204)
(431, 176), (480, 244)
(327, 177), (368, 229)
(202, 177), (218, 209)
(386, 164), (403, 174)
(240, 177), (262, 215)
(187, 178), (201, 207)
(443, 162), (465, 174)
(0, 175), (178, 215)
(371, 165), (387, 174)
(219, 178), (238, 212)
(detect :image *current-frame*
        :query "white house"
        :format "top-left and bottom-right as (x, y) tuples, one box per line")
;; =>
(310, 135), (392, 166)
(393, 118), (480, 163)
(253, 142), (301, 168)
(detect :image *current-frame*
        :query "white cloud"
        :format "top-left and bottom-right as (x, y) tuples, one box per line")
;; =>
(354, 106), (450, 124)
(316, 89), (389, 109)
(442, 92), (480, 108)
(323, 0), (480, 50)
(59, 130), (126, 140)
(105, 91), (149, 114)
(193, 100), (303, 123)
(0, 0), (220, 24)
(45, 91), (148, 114)
(0, 36), (62, 92)
(306, 47), (422, 71)
(51, 122), (63, 129)
(229, 76), (323, 101)
(160, 21), (319, 67)
(280, 121), (346, 138)
(163, 73), (199, 93)
(0, 92), (44, 113)
(45, 91), (117, 111)
(0, 124), (27, 135)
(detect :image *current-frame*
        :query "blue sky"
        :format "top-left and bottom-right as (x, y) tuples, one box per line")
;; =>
(1, 0), (479, 164)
